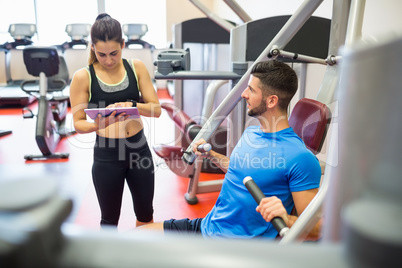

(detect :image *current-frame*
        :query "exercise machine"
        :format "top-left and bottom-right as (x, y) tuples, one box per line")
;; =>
(21, 46), (74, 160)
(0, 24), (37, 106)
(123, 23), (155, 51)
(154, 47), (242, 204)
(152, 10), (240, 205)
(154, 9), (331, 204)
(60, 23), (91, 51)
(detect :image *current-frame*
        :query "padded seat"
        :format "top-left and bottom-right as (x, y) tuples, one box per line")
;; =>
(153, 144), (184, 160)
(153, 144), (195, 178)
(152, 103), (198, 177)
(153, 101), (227, 177)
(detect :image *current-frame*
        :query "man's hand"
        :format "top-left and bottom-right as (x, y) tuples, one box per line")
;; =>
(256, 196), (289, 227)
(192, 138), (210, 157)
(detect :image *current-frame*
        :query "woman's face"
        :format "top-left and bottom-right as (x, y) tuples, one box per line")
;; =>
(92, 40), (123, 69)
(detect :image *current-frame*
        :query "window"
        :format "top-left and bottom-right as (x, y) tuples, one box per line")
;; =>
(0, 1), (36, 44)
(35, 0), (97, 46)
(1, 0), (167, 48)
(1, 0), (97, 46)
(105, 0), (167, 48)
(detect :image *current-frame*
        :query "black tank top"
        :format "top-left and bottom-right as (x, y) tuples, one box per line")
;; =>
(88, 59), (140, 108)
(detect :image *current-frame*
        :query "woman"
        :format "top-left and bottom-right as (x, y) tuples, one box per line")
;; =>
(69, 13), (161, 228)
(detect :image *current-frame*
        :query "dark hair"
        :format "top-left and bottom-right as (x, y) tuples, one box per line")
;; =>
(89, 13), (124, 64)
(250, 60), (298, 111)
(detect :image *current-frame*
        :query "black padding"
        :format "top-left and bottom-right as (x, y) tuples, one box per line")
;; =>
(181, 18), (234, 44)
(23, 46), (60, 77)
(246, 15), (331, 62)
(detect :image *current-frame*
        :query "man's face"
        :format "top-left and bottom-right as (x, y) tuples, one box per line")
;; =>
(241, 75), (267, 117)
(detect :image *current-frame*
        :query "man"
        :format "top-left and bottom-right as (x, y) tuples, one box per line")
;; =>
(142, 60), (322, 239)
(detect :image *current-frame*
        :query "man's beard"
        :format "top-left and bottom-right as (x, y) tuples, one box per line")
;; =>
(248, 100), (267, 117)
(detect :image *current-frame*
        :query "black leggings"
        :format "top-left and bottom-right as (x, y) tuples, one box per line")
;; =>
(92, 130), (154, 227)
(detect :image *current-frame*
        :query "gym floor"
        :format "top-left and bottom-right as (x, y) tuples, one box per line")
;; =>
(0, 89), (221, 231)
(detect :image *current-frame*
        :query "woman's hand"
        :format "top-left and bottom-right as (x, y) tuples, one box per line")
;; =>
(94, 110), (130, 130)
(106, 101), (133, 108)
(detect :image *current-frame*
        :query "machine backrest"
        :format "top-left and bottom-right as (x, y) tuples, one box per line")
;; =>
(161, 102), (197, 133)
(47, 56), (69, 90)
(23, 46), (60, 77)
(22, 46), (69, 91)
(288, 98), (331, 155)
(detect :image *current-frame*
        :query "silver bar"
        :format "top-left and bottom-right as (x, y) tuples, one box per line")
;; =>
(39, 72), (48, 96)
(275, 49), (327, 65)
(155, 71), (241, 80)
(345, 0), (366, 46)
(201, 80), (229, 125)
(188, 0), (235, 32)
(223, 0), (252, 22)
(316, 0), (350, 105)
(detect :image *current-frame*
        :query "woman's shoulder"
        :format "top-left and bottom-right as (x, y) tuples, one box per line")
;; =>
(71, 67), (90, 84)
(126, 58), (146, 69)
(73, 66), (90, 77)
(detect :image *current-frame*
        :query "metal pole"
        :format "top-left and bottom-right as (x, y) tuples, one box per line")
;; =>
(188, 0), (236, 32)
(223, 0), (253, 22)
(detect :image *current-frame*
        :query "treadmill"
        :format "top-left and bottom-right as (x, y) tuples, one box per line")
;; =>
(0, 24), (37, 107)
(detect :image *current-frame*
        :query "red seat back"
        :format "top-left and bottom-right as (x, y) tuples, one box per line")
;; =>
(288, 98), (331, 155)
(161, 102), (196, 133)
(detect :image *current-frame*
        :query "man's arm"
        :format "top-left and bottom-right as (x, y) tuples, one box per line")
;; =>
(192, 139), (230, 173)
(256, 188), (321, 240)
(205, 150), (230, 173)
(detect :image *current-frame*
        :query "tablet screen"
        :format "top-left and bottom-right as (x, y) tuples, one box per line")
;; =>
(84, 107), (140, 120)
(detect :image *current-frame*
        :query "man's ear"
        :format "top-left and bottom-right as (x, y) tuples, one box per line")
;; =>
(266, 95), (279, 109)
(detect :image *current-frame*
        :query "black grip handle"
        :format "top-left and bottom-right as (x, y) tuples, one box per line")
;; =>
(243, 176), (289, 237)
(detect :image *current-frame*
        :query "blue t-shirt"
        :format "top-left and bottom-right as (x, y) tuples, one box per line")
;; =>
(200, 126), (321, 239)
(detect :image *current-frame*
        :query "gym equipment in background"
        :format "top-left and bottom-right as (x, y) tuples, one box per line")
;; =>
(153, 47), (242, 204)
(123, 23), (155, 51)
(0, 24), (37, 106)
(60, 23), (91, 51)
(21, 46), (74, 160)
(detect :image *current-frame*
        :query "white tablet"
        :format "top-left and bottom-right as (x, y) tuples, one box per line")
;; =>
(84, 107), (140, 120)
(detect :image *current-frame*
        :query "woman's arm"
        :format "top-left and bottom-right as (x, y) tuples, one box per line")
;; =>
(133, 59), (161, 118)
